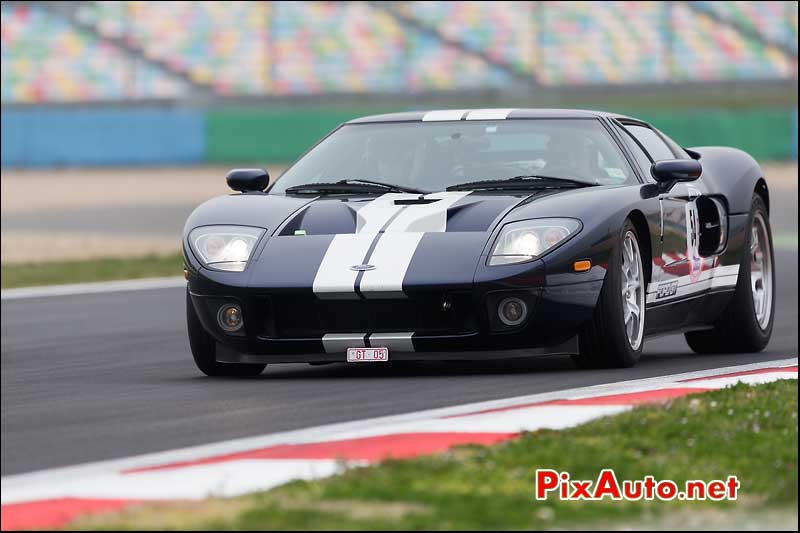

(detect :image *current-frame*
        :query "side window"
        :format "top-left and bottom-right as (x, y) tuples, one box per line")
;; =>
(654, 127), (691, 159)
(623, 124), (675, 162)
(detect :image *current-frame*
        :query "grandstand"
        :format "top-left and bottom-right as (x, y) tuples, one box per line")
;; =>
(2, 1), (797, 103)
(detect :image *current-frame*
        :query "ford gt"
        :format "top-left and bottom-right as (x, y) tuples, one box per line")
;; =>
(183, 109), (775, 376)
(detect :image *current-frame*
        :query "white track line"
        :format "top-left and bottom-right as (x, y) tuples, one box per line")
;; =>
(1, 276), (185, 300)
(2, 356), (795, 504)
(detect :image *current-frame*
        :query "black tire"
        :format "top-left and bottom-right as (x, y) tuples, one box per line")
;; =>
(685, 194), (774, 354)
(186, 290), (266, 377)
(573, 219), (645, 368)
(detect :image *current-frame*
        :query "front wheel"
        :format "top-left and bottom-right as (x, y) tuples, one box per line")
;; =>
(573, 219), (646, 368)
(186, 290), (266, 377)
(685, 194), (774, 354)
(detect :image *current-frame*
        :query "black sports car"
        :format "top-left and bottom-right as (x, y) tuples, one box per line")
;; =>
(183, 109), (775, 376)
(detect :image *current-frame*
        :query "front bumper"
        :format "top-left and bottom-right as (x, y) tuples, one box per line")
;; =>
(187, 269), (602, 363)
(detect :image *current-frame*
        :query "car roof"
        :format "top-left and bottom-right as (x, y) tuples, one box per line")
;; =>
(346, 108), (638, 124)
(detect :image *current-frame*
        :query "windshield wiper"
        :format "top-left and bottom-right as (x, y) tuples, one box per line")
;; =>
(340, 179), (426, 194)
(285, 179), (425, 195)
(446, 174), (597, 191)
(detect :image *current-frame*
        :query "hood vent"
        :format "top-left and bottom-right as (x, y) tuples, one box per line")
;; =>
(394, 197), (440, 205)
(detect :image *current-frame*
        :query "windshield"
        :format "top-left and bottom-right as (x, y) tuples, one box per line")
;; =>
(270, 118), (635, 193)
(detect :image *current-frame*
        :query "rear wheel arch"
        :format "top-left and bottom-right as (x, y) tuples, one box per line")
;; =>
(684, 193), (774, 354)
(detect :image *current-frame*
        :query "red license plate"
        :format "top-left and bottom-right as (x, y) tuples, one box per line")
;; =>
(346, 347), (389, 363)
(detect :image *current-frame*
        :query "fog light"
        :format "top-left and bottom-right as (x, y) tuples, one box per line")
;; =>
(498, 297), (528, 326)
(217, 304), (243, 332)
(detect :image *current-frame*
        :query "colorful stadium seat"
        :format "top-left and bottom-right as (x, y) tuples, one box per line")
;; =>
(1, 1), (797, 102)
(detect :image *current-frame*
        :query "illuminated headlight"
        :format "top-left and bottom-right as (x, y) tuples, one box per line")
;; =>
(489, 218), (581, 266)
(188, 225), (265, 272)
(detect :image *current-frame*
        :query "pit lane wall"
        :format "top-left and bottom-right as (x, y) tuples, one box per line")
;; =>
(1, 106), (797, 167)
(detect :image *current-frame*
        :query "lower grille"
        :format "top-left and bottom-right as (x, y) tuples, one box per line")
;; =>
(269, 292), (477, 337)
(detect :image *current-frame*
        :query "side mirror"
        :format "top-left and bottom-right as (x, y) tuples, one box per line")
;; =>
(650, 159), (701, 191)
(226, 168), (269, 192)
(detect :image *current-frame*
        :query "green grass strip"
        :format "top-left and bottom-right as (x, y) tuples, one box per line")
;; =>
(1, 254), (184, 289)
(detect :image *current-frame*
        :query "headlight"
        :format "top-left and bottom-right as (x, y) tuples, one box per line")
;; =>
(188, 225), (265, 272)
(488, 218), (581, 266)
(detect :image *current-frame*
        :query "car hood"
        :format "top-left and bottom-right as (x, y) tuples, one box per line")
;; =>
(243, 191), (543, 296)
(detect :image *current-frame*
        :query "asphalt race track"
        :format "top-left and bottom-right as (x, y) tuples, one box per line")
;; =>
(2, 250), (796, 477)
(2, 196), (797, 475)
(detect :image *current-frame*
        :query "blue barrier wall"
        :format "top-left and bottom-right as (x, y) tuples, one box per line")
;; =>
(1, 106), (796, 167)
(1, 107), (205, 167)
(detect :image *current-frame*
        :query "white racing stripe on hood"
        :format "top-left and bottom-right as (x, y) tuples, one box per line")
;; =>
(357, 232), (425, 298)
(384, 191), (470, 233)
(312, 192), (471, 299)
(358, 191), (470, 298)
(314, 193), (414, 299)
(313, 233), (376, 299)
(355, 193), (418, 233)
